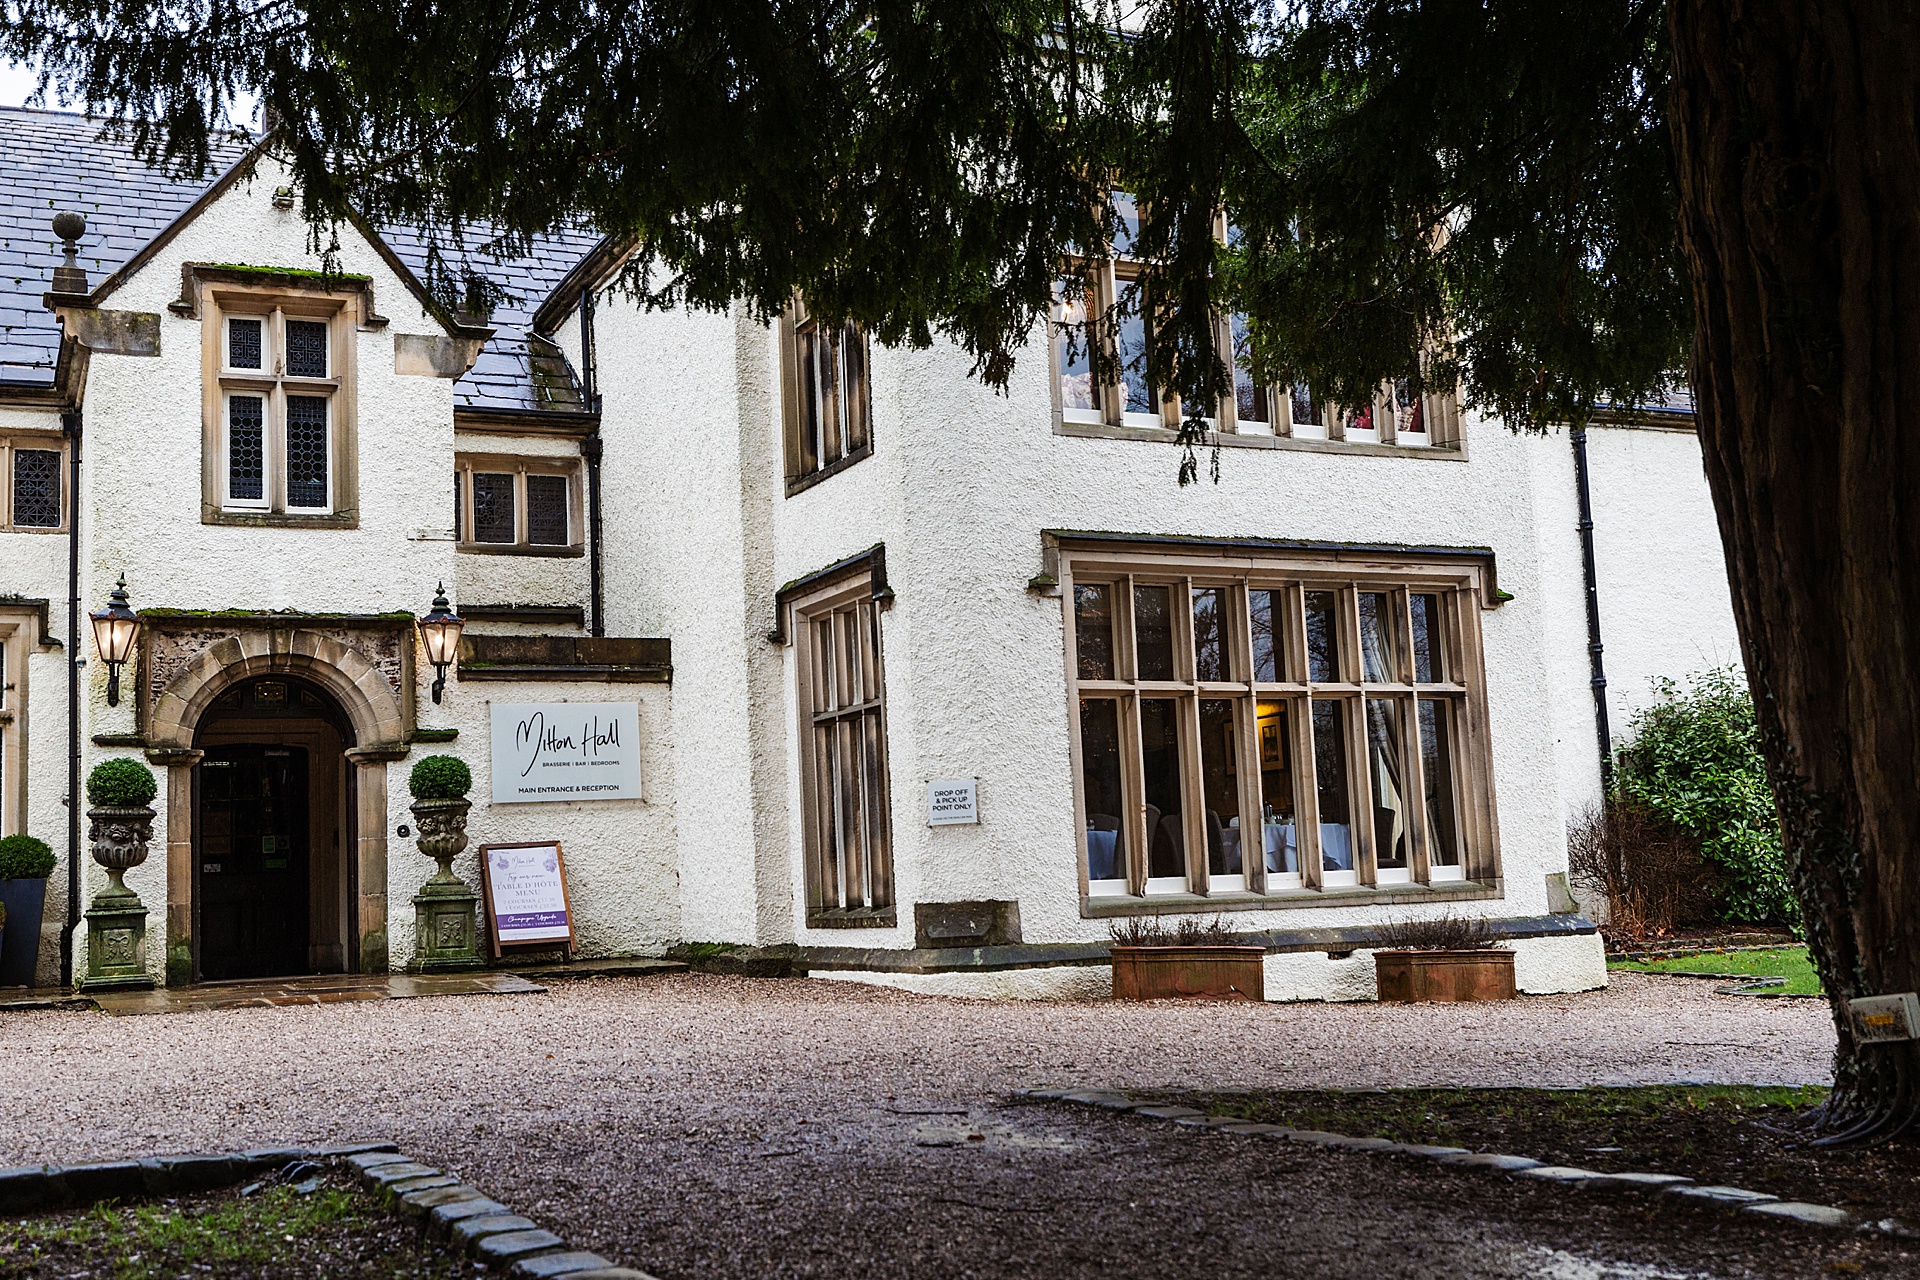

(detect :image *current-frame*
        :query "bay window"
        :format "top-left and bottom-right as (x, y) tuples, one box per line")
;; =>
(1065, 544), (1496, 903)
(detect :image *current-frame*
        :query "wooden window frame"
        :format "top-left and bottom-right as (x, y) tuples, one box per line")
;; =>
(1062, 544), (1501, 914)
(789, 568), (895, 929)
(454, 454), (587, 557)
(779, 301), (874, 496)
(1049, 198), (1463, 457)
(0, 609), (32, 838)
(199, 286), (359, 527)
(0, 435), (69, 533)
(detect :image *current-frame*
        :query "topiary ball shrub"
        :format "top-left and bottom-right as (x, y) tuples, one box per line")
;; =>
(86, 757), (158, 809)
(409, 755), (473, 801)
(0, 834), (55, 879)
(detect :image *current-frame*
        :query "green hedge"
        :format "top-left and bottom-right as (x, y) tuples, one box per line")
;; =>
(408, 755), (472, 800)
(86, 757), (158, 809)
(0, 834), (55, 879)
(1615, 666), (1796, 928)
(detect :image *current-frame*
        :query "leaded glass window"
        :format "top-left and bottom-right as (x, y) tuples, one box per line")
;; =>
(456, 462), (581, 552)
(227, 396), (266, 503)
(211, 305), (340, 515)
(227, 317), (263, 370)
(285, 320), (329, 378)
(525, 474), (569, 546)
(11, 449), (60, 527)
(471, 473), (515, 543)
(285, 396), (329, 508)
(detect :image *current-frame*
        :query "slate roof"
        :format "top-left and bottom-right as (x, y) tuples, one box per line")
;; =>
(0, 107), (254, 387)
(0, 105), (601, 413)
(381, 223), (602, 414)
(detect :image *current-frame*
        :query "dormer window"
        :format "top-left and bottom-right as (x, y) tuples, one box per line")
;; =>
(198, 283), (359, 527)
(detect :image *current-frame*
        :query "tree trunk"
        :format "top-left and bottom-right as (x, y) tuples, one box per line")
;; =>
(1667, 0), (1920, 1140)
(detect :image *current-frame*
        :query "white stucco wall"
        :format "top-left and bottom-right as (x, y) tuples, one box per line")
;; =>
(1529, 421), (1745, 842)
(0, 403), (74, 982)
(1585, 424), (1744, 724)
(0, 415), (107, 985)
(403, 678), (678, 966)
(749, 324), (1609, 950)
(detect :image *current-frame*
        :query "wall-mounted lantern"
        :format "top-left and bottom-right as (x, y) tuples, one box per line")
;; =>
(90, 575), (141, 708)
(419, 583), (465, 705)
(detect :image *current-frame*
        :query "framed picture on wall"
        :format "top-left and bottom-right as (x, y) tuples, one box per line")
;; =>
(1259, 717), (1286, 770)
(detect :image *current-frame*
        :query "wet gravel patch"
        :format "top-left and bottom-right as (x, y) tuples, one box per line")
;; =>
(0, 971), (1852, 1279)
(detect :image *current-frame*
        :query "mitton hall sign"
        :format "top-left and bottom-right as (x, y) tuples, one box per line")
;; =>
(490, 702), (644, 803)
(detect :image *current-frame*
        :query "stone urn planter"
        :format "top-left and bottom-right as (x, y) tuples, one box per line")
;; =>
(83, 806), (158, 991)
(1374, 949), (1516, 1002)
(1111, 945), (1267, 1001)
(408, 756), (482, 972)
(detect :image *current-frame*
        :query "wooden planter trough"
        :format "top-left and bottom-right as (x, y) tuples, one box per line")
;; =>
(1374, 949), (1516, 1002)
(1111, 945), (1266, 1001)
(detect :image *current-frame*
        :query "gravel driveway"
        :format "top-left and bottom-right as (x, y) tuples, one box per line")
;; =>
(4, 971), (1892, 1280)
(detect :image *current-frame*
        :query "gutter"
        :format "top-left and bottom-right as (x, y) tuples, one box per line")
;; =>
(58, 408), (81, 989)
(1570, 425), (1614, 789)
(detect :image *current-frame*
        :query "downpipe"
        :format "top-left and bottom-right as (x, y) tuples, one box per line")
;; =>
(58, 408), (81, 989)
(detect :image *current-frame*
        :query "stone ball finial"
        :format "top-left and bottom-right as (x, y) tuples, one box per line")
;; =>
(51, 211), (86, 244)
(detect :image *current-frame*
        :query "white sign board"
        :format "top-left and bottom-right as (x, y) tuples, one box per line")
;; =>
(926, 778), (979, 826)
(490, 702), (643, 803)
(484, 843), (572, 944)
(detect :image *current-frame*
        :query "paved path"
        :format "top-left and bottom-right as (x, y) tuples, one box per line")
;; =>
(3, 972), (1889, 1279)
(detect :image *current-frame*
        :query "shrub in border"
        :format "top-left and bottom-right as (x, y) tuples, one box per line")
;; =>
(1615, 665), (1796, 929)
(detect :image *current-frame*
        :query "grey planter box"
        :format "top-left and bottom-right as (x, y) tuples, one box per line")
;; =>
(0, 878), (48, 987)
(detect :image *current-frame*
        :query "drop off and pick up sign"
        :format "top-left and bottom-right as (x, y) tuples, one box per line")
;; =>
(490, 702), (644, 804)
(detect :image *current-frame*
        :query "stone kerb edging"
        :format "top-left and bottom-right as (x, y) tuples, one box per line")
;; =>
(345, 1149), (658, 1278)
(0, 1140), (396, 1214)
(0, 1142), (660, 1279)
(1023, 1088), (1912, 1238)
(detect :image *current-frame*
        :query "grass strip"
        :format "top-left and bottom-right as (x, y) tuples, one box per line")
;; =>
(1609, 946), (1823, 995)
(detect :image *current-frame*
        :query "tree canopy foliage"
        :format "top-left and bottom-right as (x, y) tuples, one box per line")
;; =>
(2, 0), (1690, 456)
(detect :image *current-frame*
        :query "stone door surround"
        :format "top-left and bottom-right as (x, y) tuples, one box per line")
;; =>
(132, 616), (416, 985)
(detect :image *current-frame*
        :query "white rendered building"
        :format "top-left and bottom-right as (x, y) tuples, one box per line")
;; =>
(0, 109), (1739, 997)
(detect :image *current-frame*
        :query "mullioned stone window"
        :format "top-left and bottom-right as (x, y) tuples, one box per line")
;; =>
(1062, 539), (1502, 912)
(1051, 196), (1462, 451)
(198, 281), (360, 527)
(453, 454), (584, 556)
